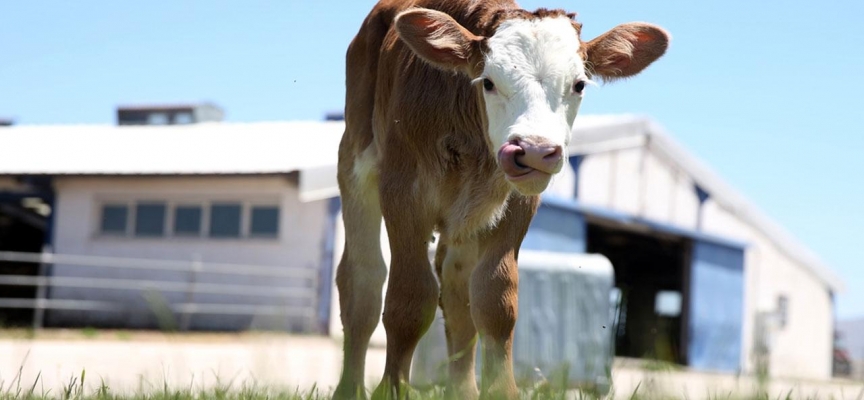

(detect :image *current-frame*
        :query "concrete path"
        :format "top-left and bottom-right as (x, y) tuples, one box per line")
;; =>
(0, 330), (386, 396)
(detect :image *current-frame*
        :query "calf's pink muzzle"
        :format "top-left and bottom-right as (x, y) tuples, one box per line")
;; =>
(497, 139), (563, 183)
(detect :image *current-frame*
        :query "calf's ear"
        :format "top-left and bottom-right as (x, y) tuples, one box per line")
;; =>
(395, 8), (484, 73)
(585, 23), (670, 81)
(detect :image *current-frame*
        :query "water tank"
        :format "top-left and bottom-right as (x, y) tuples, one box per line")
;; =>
(412, 250), (615, 393)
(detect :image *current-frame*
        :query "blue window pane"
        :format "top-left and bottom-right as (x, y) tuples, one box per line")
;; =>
(135, 203), (166, 237)
(173, 112), (193, 125)
(101, 205), (128, 234)
(174, 206), (202, 235)
(147, 112), (169, 125)
(250, 206), (279, 237)
(209, 203), (241, 238)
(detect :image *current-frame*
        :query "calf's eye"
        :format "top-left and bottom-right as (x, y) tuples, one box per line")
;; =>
(573, 80), (586, 94)
(483, 78), (495, 92)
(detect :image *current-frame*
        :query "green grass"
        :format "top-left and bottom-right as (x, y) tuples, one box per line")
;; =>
(0, 369), (608, 400)
(1, 373), (859, 400)
(0, 368), (328, 400)
(80, 328), (99, 339)
(0, 386), (854, 400)
(0, 359), (860, 400)
(0, 385), (334, 400)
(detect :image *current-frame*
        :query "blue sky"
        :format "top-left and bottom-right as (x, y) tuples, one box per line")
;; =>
(2, 1), (861, 319)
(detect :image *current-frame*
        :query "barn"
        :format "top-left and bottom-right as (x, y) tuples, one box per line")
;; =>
(542, 115), (843, 380)
(0, 108), (842, 381)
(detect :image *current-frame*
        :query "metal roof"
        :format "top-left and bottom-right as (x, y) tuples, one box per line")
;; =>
(0, 120), (343, 174)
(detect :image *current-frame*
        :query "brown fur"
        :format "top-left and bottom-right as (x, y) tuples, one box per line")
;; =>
(332, 1), (669, 399)
(585, 23), (670, 81)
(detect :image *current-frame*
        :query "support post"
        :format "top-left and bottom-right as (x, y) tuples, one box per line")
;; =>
(180, 256), (201, 331)
(32, 245), (52, 330)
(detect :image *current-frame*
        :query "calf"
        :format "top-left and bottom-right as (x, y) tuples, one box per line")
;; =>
(333, 0), (668, 398)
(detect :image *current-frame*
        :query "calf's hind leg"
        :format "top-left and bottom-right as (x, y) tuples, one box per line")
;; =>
(333, 148), (388, 400)
(435, 239), (480, 400)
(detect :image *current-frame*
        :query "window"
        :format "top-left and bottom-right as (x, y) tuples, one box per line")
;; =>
(100, 204), (128, 234)
(173, 112), (193, 124)
(209, 203), (241, 238)
(147, 112), (169, 125)
(134, 203), (166, 237)
(250, 206), (279, 237)
(173, 205), (202, 236)
(97, 200), (279, 240)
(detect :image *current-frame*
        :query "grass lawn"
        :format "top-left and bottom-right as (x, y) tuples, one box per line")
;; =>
(0, 330), (860, 400)
(2, 373), (855, 400)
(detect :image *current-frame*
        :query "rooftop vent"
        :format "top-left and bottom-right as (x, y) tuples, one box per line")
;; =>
(324, 111), (344, 121)
(116, 103), (224, 126)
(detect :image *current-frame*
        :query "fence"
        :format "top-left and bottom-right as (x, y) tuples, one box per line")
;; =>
(0, 250), (321, 333)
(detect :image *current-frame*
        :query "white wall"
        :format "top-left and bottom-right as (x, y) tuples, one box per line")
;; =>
(328, 210), (393, 347)
(703, 201), (834, 379)
(564, 147), (701, 229)
(49, 176), (329, 332)
(564, 141), (834, 380)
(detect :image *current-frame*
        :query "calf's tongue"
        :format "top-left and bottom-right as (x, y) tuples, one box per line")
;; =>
(497, 142), (533, 177)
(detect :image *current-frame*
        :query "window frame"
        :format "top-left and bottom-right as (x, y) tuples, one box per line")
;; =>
(94, 197), (281, 241)
(208, 202), (244, 239)
(99, 202), (132, 236)
(248, 204), (281, 238)
(171, 203), (206, 238)
(133, 201), (168, 237)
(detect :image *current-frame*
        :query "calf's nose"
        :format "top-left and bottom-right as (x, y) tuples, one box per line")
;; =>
(514, 140), (563, 174)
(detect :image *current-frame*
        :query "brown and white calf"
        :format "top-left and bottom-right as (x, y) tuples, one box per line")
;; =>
(333, 0), (668, 398)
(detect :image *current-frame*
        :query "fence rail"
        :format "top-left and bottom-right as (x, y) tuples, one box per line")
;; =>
(0, 250), (320, 332)
(0, 251), (318, 279)
(0, 275), (316, 299)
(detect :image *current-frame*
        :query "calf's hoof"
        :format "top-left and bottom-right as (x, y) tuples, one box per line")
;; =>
(332, 382), (367, 400)
(370, 379), (408, 400)
(445, 384), (479, 400)
(481, 381), (519, 400)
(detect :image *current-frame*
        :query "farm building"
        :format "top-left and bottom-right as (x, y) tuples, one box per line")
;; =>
(0, 107), (843, 382)
(0, 104), (343, 332)
(550, 116), (844, 380)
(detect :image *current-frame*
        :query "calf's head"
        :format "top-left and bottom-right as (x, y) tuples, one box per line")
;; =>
(395, 8), (669, 195)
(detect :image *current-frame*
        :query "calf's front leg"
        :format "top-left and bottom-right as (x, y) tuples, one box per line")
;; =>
(471, 194), (539, 400)
(372, 178), (440, 399)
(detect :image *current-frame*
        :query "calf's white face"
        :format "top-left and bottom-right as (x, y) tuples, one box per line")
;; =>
(395, 8), (670, 195)
(479, 17), (587, 194)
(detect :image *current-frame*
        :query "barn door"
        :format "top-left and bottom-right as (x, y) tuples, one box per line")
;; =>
(687, 240), (745, 372)
(521, 201), (586, 253)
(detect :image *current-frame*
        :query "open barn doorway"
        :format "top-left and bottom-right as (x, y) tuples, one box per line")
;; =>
(0, 192), (51, 327)
(586, 222), (690, 365)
